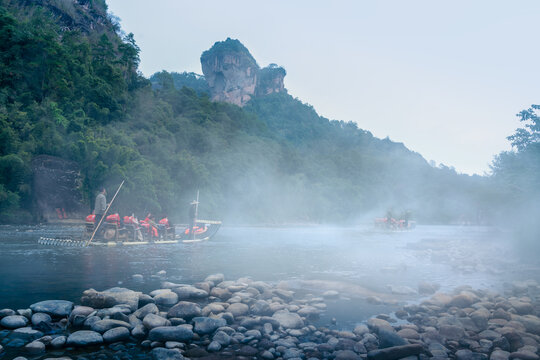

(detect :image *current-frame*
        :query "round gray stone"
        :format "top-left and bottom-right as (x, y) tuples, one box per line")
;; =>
(208, 341), (221, 351)
(272, 310), (304, 329)
(24, 341), (45, 354)
(10, 327), (43, 342)
(0, 309), (16, 318)
(151, 347), (184, 360)
(283, 348), (304, 359)
(154, 291), (178, 306)
(173, 286), (208, 299)
(30, 300), (73, 318)
(335, 350), (361, 360)
(251, 300), (272, 316)
(213, 330), (231, 346)
(50, 335), (67, 348)
(202, 303), (225, 316)
(132, 324), (147, 338)
(378, 328), (408, 348)
(31, 313), (52, 326)
(167, 301), (201, 320)
(0, 315), (28, 329)
(227, 303), (249, 317)
(66, 330), (103, 346)
(397, 328), (419, 340)
(149, 326), (194, 342)
(16, 309), (32, 319)
(91, 319), (132, 333)
(193, 317), (227, 335)
(103, 326), (130, 343)
(134, 303), (159, 319)
(143, 313), (170, 329)
(205, 273), (225, 283)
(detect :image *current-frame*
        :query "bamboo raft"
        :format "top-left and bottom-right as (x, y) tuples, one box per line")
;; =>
(38, 220), (222, 247)
(38, 182), (221, 247)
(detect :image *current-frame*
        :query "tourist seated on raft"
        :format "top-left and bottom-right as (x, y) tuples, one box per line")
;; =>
(123, 214), (139, 226)
(140, 213), (159, 238)
(157, 214), (174, 239)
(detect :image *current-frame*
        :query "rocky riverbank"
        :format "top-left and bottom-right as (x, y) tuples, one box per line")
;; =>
(0, 274), (539, 360)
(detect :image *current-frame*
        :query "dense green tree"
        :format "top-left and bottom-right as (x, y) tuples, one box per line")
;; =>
(490, 105), (540, 253)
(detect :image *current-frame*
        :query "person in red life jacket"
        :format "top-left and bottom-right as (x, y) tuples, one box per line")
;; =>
(158, 216), (169, 228)
(123, 214), (139, 226)
(122, 214), (142, 241)
(141, 213), (158, 239)
(105, 213), (121, 226)
(158, 214), (171, 239)
(142, 213), (153, 224)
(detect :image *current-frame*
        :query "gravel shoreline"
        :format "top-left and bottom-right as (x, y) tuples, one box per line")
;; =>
(0, 273), (539, 360)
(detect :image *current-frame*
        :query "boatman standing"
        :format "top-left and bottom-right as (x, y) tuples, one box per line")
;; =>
(189, 200), (198, 240)
(93, 187), (107, 235)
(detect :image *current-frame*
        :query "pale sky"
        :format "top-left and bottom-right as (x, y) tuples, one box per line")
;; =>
(107, 0), (540, 175)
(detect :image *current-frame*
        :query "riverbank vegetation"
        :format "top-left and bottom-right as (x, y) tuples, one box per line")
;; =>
(490, 105), (540, 250)
(0, 0), (536, 227)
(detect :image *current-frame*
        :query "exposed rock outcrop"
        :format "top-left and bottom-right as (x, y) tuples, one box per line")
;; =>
(200, 38), (286, 106)
(256, 64), (286, 96)
(31, 155), (85, 221)
(29, 0), (112, 34)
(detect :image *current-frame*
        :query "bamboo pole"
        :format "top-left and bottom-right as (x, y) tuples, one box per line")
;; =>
(194, 190), (199, 241)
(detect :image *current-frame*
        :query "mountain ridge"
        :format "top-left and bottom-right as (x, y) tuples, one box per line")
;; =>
(0, 0), (493, 224)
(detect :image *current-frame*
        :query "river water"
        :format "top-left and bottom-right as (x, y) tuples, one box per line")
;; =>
(0, 224), (538, 328)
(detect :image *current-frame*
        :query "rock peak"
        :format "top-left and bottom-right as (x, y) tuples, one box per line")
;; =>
(200, 38), (286, 106)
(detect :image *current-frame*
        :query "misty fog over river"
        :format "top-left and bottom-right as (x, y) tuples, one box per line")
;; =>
(0, 225), (538, 328)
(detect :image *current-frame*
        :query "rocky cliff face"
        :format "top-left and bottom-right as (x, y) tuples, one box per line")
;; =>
(256, 64), (286, 96)
(200, 38), (286, 107)
(32, 155), (85, 221)
(21, 0), (112, 34)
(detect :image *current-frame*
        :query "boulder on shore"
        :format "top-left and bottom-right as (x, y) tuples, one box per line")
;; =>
(103, 326), (130, 343)
(167, 301), (202, 320)
(81, 288), (140, 311)
(149, 326), (194, 342)
(192, 317), (227, 335)
(0, 315), (28, 329)
(66, 330), (103, 346)
(272, 310), (304, 329)
(29, 300), (73, 318)
(367, 344), (424, 360)
(151, 347), (184, 360)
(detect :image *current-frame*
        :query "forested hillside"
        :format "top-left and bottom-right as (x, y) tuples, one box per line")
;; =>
(0, 0), (496, 224)
(490, 105), (540, 249)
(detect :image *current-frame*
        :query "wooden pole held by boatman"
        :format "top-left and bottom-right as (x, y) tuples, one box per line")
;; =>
(86, 180), (125, 246)
(194, 190), (199, 241)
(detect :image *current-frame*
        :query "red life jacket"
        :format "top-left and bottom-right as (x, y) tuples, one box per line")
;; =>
(159, 218), (169, 227)
(106, 213), (120, 225)
(184, 226), (207, 235)
(140, 222), (158, 237)
(123, 215), (138, 225)
(86, 214), (96, 223)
